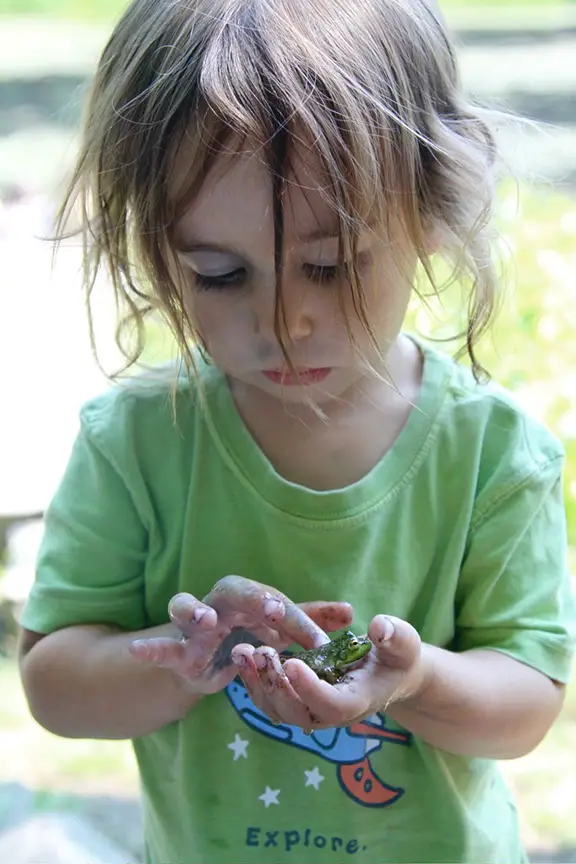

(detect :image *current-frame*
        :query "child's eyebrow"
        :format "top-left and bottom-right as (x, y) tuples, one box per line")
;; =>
(296, 228), (340, 244)
(174, 228), (340, 255)
(174, 240), (244, 255)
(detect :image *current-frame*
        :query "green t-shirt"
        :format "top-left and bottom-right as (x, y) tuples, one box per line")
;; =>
(21, 339), (575, 864)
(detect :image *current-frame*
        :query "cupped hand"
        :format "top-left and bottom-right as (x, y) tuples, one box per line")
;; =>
(230, 615), (427, 728)
(128, 574), (353, 697)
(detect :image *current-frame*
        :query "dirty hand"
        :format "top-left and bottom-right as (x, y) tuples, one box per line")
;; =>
(230, 615), (426, 729)
(129, 574), (353, 696)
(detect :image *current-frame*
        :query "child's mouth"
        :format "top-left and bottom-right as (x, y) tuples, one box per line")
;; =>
(262, 368), (332, 386)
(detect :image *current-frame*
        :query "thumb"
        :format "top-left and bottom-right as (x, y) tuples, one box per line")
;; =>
(368, 615), (421, 671)
(129, 636), (188, 670)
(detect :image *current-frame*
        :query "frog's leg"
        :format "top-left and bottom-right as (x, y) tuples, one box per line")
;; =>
(322, 666), (340, 685)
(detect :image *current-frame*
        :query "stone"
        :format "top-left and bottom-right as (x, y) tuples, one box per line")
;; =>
(0, 811), (135, 864)
(0, 782), (34, 831)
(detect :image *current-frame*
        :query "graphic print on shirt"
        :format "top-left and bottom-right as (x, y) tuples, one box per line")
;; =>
(226, 679), (411, 807)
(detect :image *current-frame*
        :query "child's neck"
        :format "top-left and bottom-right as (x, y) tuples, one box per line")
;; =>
(229, 336), (423, 491)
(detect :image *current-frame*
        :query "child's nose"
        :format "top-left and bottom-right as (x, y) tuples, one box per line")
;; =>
(254, 288), (314, 344)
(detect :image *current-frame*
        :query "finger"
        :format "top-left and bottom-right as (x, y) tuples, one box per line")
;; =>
(281, 659), (359, 722)
(368, 615), (421, 671)
(251, 647), (316, 729)
(211, 626), (265, 671)
(232, 647), (284, 724)
(168, 593), (219, 636)
(233, 646), (316, 729)
(205, 575), (329, 649)
(279, 598), (329, 649)
(222, 605), (354, 655)
(298, 601), (354, 633)
(129, 636), (187, 670)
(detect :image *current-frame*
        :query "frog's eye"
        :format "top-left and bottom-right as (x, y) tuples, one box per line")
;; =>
(350, 638), (358, 648)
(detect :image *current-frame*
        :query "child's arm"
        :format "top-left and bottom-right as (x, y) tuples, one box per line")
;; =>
(385, 639), (565, 759)
(20, 581), (353, 740)
(19, 622), (200, 740)
(231, 614), (566, 760)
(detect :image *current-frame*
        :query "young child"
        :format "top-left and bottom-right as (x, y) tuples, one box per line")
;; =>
(18, 0), (575, 862)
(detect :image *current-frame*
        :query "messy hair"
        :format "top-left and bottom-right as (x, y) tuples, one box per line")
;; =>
(57, 0), (498, 380)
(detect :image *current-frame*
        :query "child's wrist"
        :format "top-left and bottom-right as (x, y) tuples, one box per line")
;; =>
(172, 671), (205, 713)
(394, 643), (435, 709)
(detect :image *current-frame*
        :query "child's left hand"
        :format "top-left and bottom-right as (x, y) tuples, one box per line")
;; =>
(231, 615), (427, 729)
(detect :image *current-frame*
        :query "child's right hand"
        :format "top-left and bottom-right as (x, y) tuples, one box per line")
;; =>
(129, 575), (353, 697)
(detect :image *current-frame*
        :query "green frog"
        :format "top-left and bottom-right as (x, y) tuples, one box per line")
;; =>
(281, 630), (372, 685)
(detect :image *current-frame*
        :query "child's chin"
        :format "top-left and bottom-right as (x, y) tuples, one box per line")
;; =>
(257, 376), (352, 406)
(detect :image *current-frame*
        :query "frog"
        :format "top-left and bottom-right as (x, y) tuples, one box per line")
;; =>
(281, 630), (372, 685)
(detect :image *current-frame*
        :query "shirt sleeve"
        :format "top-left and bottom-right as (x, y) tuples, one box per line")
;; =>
(19, 404), (149, 635)
(454, 456), (576, 683)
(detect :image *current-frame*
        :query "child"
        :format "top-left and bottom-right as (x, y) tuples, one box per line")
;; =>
(18, 0), (575, 862)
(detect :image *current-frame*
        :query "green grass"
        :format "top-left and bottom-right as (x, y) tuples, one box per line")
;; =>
(441, 0), (563, 5)
(0, 0), (125, 18)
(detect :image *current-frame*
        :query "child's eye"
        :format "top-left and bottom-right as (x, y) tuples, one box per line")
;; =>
(194, 268), (246, 290)
(303, 263), (341, 284)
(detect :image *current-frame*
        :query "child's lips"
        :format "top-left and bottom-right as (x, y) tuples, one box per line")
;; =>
(262, 368), (332, 386)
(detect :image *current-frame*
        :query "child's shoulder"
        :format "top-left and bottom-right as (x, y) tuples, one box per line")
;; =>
(77, 361), (216, 447)
(423, 342), (564, 477)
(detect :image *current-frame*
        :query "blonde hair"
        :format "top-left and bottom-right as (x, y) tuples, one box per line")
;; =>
(57, 0), (498, 380)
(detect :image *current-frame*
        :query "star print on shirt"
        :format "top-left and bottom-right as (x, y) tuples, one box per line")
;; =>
(228, 733), (249, 761)
(258, 787), (280, 808)
(304, 766), (325, 790)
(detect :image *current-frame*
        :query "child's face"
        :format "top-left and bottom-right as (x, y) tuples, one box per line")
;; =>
(173, 143), (416, 404)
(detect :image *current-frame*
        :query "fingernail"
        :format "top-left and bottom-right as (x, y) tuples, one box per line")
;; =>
(232, 653), (249, 668)
(254, 653), (267, 670)
(263, 598), (284, 619)
(129, 640), (148, 657)
(381, 617), (395, 641)
(194, 608), (207, 623)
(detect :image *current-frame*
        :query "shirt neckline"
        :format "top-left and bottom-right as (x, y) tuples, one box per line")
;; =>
(200, 338), (451, 522)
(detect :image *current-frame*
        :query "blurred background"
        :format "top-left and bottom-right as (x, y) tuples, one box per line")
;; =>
(0, 0), (575, 861)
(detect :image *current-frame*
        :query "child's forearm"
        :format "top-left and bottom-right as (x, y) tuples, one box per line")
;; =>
(19, 624), (201, 740)
(387, 646), (565, 759)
